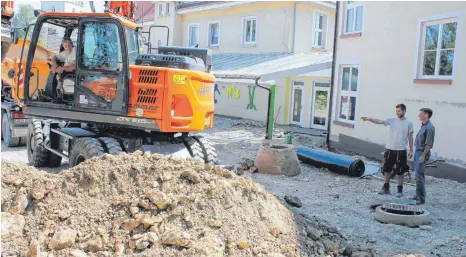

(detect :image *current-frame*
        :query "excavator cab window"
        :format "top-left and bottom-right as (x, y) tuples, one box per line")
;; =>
(125, 28), (139, 65)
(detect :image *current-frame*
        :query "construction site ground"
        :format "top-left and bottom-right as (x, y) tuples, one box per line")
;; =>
(2, 116), (466, 257)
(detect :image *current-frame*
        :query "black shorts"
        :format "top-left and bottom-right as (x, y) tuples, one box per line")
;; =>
(383, 149), (409, 175)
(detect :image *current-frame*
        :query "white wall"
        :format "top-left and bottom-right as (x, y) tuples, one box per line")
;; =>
(331, 2), (466, 165)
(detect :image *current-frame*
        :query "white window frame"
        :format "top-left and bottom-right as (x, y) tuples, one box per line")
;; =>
(242, 16), (258, 45)
(165, 2), (170, 15)
(343, 1), (364, 35)
(336, 64), (360, 124)
(187, 24), (199, 47)
(158, 3), (163, 17)
(414, 11), (463, 80)
(207, 21), (220, 47)
(313, 11), (329, 49)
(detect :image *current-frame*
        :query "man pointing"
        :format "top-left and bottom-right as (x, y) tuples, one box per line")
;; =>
(361, 104), (414, 197)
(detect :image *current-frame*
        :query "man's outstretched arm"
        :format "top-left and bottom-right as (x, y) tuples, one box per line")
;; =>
(361, 117), (386, 125)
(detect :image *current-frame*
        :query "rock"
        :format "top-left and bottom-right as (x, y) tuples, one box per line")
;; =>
(207, 219), (223, 228)
(27, 239), (40, 257)
(284, 195), (302, 208)
(237, 241), (248, 249)
(141, 215), (163, 228)
(270, 227), (280, 238)
(306, 226), (323, 240)
(1, 212), (25, 241)
(82, 236), (103, 252)
(31, 182), (46, 200)
(5, 193), (29, 214)
(419, 225), (433, 230)
(351, 251), (373, 257)
(197, 236), (225, 256)
(245, 159), (255, 168)
(343, 245), (354, 256)
(69, 249), (87, 257)
(181, 169), (201, 184)
(135, 239), (150, 250)
(48, 228), (77, 250)
(121, 219), (141, 230)
(321, 238), (339, 254)
(146, 191), (171, 210)
(160, 171), (173, 181)
(161, 231), (191, 248)
(145, 232), (159, 243)
(129, 207), (139, 217)
(114, 243), (125, 256)
(58, 210), (70, 219)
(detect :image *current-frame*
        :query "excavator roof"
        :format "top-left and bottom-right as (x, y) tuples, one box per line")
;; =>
(39, 12), (137, 30)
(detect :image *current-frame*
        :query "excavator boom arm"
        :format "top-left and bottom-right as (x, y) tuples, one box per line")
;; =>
(104, 1), (136, 21)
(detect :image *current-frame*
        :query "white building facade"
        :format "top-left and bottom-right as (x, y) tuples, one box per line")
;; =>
(330, 1), (466, 181)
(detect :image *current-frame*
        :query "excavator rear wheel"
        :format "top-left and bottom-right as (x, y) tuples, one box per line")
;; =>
(27, 119), (49, 167)
(98, 137), (123, 154)
(183, 136), (218, 164)
(69, 137), (105, 167)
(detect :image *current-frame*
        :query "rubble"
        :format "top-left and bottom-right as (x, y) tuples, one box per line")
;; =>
(1, 154), (347, 257)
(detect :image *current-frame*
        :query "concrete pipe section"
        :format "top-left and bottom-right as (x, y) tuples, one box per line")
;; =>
(374, 203), (431, 227)
(255, 143), (301, 176)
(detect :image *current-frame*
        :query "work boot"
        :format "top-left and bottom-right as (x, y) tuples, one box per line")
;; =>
(378, 183), (390, 195)
(396, 185), (403, 198)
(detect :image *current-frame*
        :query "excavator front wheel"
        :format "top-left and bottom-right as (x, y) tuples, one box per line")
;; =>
(183, 136), (218, 164)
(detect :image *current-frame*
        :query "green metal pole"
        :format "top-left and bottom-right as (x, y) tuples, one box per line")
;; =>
(266, 84), (276, 140)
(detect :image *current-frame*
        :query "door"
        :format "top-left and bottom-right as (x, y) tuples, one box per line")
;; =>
(290, 81), (304, 125)
(311, 82), (330, 130)
(74, 18), (128, 115)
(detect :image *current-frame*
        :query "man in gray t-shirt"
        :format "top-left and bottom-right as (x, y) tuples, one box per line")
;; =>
(361, 104), (414, 197)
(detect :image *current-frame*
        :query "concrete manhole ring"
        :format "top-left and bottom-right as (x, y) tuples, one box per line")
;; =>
(374, 205), (431, 227)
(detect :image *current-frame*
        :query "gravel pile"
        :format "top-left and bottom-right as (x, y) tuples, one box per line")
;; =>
(1, 152), (348, 257)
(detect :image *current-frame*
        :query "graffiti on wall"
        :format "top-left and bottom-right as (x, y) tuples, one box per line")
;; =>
(398, 98), (466, 109)
(214, 84), (221, 104)
(227, 85), (240, 99)
(246, 85), (257, 111)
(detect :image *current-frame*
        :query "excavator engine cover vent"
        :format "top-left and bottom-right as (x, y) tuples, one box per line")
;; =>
(136, 88), (157, 104)
(135, 54), (205, 72)
(138, 70), (159, 84)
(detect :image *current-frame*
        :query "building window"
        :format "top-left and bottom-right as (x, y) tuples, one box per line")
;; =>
(344, 1), (363, 34)
(337, 65), (359, 123)
(242, 17), (257, 44)
(158, 3), (163, 16)
(313, 12), (327, 48)
(165, 2), (170, 15)
(188, 24), (199, 47)
(208, 22), (220, 46)
(418, 18), (458, 78)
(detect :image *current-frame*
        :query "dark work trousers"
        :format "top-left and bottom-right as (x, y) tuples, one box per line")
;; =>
(414, 150), (427, 202)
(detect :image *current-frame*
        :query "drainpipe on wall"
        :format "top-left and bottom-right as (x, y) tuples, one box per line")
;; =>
(326, 1), (339, 150)
(291, 1), (298, 53)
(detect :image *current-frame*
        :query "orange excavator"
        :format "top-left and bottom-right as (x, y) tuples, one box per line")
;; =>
(7, 1), (217, 167)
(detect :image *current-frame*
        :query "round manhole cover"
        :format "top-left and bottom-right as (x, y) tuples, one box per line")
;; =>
(374, 204), (431, 227)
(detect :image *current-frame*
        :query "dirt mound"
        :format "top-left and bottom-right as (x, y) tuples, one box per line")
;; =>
(1, 152), (307, 257)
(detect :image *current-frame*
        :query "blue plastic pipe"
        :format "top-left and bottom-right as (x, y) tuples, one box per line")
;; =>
(296, 147), (365, 177)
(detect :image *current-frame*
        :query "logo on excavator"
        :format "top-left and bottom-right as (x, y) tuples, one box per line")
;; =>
(198, 84), (212, 96)
(116, 117), (153, 124)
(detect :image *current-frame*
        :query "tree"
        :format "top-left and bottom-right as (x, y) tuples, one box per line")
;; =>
(11, 4), (36, 38)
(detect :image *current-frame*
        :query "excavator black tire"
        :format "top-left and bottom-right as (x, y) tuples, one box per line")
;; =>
(69, 137), (105, 167)
(98, 137), (123, 154)
(2, 111), (20, 147)
(48, 152), (63, 168)
(27, 119), (49, 167)
(183, 136), (218, 164)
